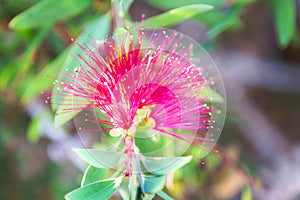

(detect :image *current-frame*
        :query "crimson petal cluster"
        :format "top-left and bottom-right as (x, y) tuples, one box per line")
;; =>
(54, 28), (224, 157)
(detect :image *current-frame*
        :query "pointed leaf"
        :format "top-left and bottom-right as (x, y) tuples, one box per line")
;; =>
(18, 26), (51, 74)
(61, 13), (111, 77)
(1, 27), (50, 92)
(21, 47), (70, 104)
(27, 117), (40, 143)
(52, 13), (111, 123)
(115, 0), (135, 18)
(142, 4), (213, 28)
(197, 86), (224, 103)
(269, 0), (296, 48)
(145, 0), (248, 36)
(146, 0), (254, 9)
(242, 185), (253, 200)
(142, 156), (192, 175)
(54, 95), (89, 127)
(65, 179), (117, 200)
(9, 0), (93, 30)
(81, 165), (107, 187)
(76, 13), (111, 41)
(145, 0), (223, 9)
(119, 188), (130, 200)
(208, 4), (244, 38)
(143, 175), (166, 194)
(73, 148), (122, 168)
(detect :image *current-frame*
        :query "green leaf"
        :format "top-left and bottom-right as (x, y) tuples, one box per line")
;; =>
(115, 0), (135, 18)
(208, 4), (244, 38)
(9, 0), (93, 30)
(142, 156), (192, 175)
(22, 14), (111, 104)
(113, 27), (128, 37)
(52, 13), (111, 125)
(76, 13), (111, 42)
(269, 0), (296, 48)
(18, 26), (51, 74)
(27, 117), (40, 143)
(54, 95), (89, 127)
(145, 0), (253, 10)
(120, 0), (134, 15)
(197, 86), (224, 103)
(0, 62), (17, 91)
(143, 175), (166, 194)
(81, 165), (107, 187)
(65, 179), (117, 200)
(142, 4), (214, 27)
(119, 188), (130, 200)
(0, 27), (50, 92)
(145, 0), (250, 36)
(203, 154), (222, 173)
(56, 13), (111, 80)
(157, 190), (173, 200)
(21, 47), (71, 103)
(73, 148), (122, 168)
(145, 0), (223, 9)
(242, 185), (253, 200)
(129, 174), (138, 200)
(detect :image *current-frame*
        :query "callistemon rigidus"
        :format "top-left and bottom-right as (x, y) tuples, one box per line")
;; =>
(53, 28), (226, 176)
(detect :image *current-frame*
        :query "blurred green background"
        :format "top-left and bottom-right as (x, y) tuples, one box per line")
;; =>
(1, 0), (300, 199)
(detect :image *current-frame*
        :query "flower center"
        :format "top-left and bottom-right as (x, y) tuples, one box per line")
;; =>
(133, 107), (156, 129)
(109, 106), (156, 137)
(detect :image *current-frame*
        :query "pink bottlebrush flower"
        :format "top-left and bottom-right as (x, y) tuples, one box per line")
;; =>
(53, 28), (225, 159)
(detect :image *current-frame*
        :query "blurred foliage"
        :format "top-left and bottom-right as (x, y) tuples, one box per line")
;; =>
(268, 0), (297, 48)
(0, 0), (299, 199)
